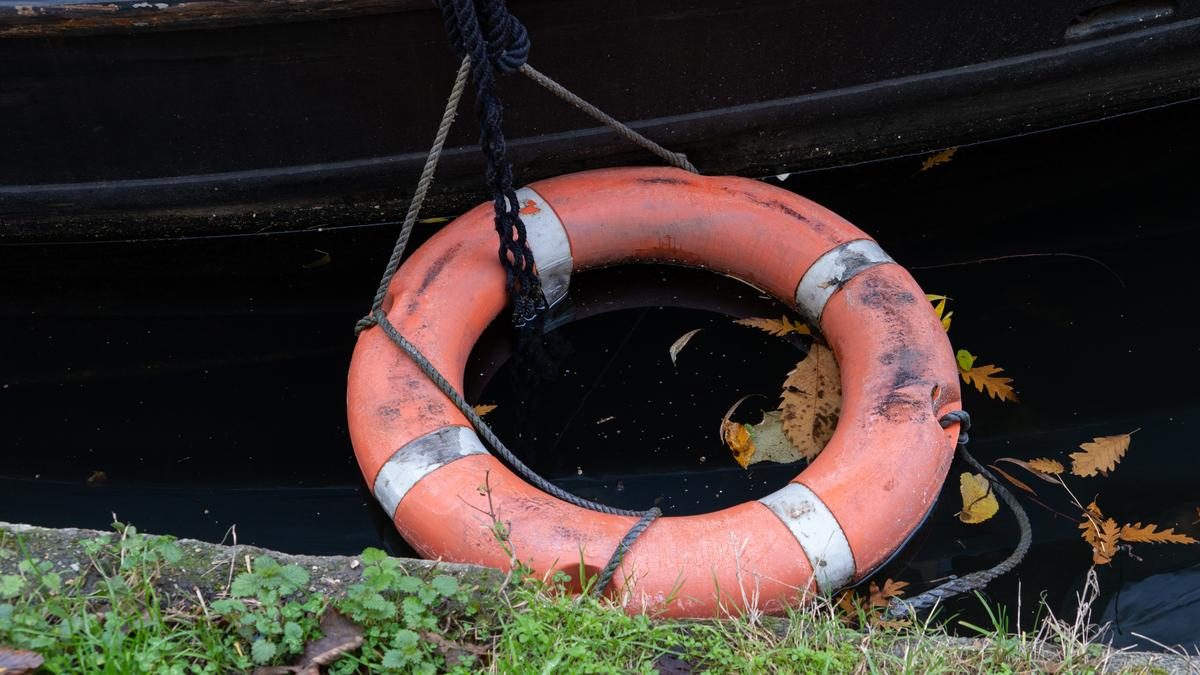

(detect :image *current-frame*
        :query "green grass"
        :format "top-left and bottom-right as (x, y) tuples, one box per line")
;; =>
(0, 522), (1176, 674)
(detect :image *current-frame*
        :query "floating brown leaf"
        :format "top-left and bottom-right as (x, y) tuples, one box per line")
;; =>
(1119, 522), (1198, 545)
(920, 147), (958, 172)
(1026, 458), (1065, 476)
(668, 328), (703, 366)
(719, 396), (757, 468)
(0, 648), (43, 674)
(988, 464), (1036, 495)
(1070, 432), (1134, 477)
(960, 364), (1018, 402)
(473, 404), (497, 417)
(733, 315), (811, 337)
(778, 344), (842, 461)
(1078, 500), (1122, 565)
(994, 457), (1062, 484)
(957, 472), (999, 524)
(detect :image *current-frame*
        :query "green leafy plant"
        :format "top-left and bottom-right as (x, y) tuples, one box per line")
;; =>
(210, 556), (325, 667)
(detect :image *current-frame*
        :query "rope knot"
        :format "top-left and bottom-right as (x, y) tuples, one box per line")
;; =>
(938, 409), (971, 446)
(439, 0), (530, 74)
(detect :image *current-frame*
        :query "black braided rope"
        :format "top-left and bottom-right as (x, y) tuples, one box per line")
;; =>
(885, 409), (1033, 619)
(438, 0), (546, 325)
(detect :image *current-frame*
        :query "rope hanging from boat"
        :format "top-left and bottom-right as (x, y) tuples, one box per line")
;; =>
(437, 0), (543, 325)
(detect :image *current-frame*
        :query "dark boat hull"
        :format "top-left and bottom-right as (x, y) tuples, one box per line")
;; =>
(4, 0), (1200, 241)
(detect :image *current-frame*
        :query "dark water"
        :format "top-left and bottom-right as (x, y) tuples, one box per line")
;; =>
(3, 100), (1200, 650)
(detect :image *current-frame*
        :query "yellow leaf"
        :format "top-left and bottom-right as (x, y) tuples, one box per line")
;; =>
(920, 147), (958, 172)
(927, 295), (954, 332)
(955, 349), (976, 371)
(1069, 432), (1134, 477)
(733, 315), (811, 337)
(778, 344), (842, 461)
(961, 363), (1018, 402)
(957, 472), (999, 524)
(473, 403), (497, 417)
(668, 328), (702, 366)
(1118, 522), (1198, 545)
(723, 421), (755, 468)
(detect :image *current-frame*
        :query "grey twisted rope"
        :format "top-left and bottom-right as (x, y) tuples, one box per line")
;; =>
(886, 410), (1032, 619)
(593, 507), (661, 597)
(519, 64), (699, 174)
(355, 58), (691, 594)
(357, 57), (471, 335)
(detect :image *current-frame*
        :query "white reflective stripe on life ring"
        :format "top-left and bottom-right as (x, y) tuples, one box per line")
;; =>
(794, 239), (894, 325)
(758, 482), (856, 594)
(373, 425), (487, 517)
(515, 186), (574, 308)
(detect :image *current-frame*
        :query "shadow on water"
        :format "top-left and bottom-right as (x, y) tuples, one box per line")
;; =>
(3, 100), (1200, 650)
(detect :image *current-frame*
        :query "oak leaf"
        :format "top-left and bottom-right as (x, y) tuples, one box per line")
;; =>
(1078, 500), (1122, 565)
(960, 363), (1018, 402)
(778, 344), (841, 461)
(733, 315), (811, 337)
(868, 578), (909, 608)
(957, 472), (999, 524)
(669, 328), (703, 366)
(920, 147), (958, 172)
(1069, 432), (1134, 477)
(1118, 523), (1198, 545)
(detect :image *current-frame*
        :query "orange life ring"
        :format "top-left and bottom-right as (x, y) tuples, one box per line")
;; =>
(347, 167), (963, 617)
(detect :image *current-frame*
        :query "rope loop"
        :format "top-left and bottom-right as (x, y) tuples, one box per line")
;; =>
(939, 408), (971, 446)
(439, 0), (529, 75)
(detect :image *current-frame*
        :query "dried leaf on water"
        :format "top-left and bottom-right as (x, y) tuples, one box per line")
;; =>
(0, 648), (43, 674)
(987, 464), (1036, 495)
(959, 357), (1018, 403)
(920, 147), (958, 172)
(669, 328), (703, 366)
(1118, 522), (1198, 545)
(733, 315), (811, 337)
(1070, 431), (1135, 477)
(778, 344), (842, 461)
(722, 410), (807, 468)
(957, 472), (999, 524)
(473, 404), (497, 417)
(1078, 499), (1121, 565)
(994, 457), (1063, 484)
